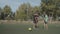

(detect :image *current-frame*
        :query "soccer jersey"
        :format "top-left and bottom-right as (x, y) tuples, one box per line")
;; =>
(33, 13), (39, 23)
(44, 15), (48, 22)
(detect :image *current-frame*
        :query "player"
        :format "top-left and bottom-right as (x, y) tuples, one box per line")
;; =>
(33, 12), (39, 29)
(43, 13), (48, 30)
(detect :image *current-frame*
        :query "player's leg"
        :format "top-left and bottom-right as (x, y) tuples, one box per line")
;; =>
(44, 21), (48, 30)
(45, 24), (48, 30)
(44, 23), (45, 29)
(33, 17), (35, 29)
(33, 17), (38, 29)
(33, 21), (38, 29)
(35, 23), (38, 28)
(35, 18), (39, 28)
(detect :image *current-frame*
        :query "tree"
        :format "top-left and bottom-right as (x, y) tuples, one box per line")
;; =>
(3, 5), (12, 20)
(15, 3), (27, 20)
(0, 7), (2, 19)
(41, 0), (60, 20)
(15, 3), (37, 20)
(0, 7), (2, 16)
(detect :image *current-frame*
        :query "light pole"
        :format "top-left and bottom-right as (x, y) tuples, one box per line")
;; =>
(25, 5), (28, 20)
(26, 8), (28, 20)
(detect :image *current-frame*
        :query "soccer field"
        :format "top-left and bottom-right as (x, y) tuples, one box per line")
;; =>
(0, 23), (60, 34)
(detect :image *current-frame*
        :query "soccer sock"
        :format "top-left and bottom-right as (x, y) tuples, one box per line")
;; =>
(35, 25), (38, 28)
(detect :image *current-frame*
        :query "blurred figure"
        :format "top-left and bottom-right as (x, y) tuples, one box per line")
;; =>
(43, 13), (48, 30)
(33, 12), (39, 29)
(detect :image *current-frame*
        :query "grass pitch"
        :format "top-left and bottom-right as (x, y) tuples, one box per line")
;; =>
(0, 23), (60, 34)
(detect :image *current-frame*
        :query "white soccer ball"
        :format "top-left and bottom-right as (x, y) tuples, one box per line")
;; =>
(28, 28), (32, 31)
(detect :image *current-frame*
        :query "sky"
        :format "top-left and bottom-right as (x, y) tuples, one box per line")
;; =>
(0, 0), (41, 12)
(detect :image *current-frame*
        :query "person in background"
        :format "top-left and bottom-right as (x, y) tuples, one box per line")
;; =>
(43, 13), (48, 30)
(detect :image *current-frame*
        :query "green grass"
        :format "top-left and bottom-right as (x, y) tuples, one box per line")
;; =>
(0, 23), (60, 34)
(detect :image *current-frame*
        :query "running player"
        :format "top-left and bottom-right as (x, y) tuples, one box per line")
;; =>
(33, 12), (39, 29)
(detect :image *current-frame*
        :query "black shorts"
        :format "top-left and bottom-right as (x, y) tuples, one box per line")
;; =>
(44, 21), (47, 24)
(33, 20), (38, 24)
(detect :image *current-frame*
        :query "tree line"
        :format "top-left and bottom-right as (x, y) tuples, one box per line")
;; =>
(0, 0), (60, 20)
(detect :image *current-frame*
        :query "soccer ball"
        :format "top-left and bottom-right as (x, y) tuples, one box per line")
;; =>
(28, 28), (32, 31)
